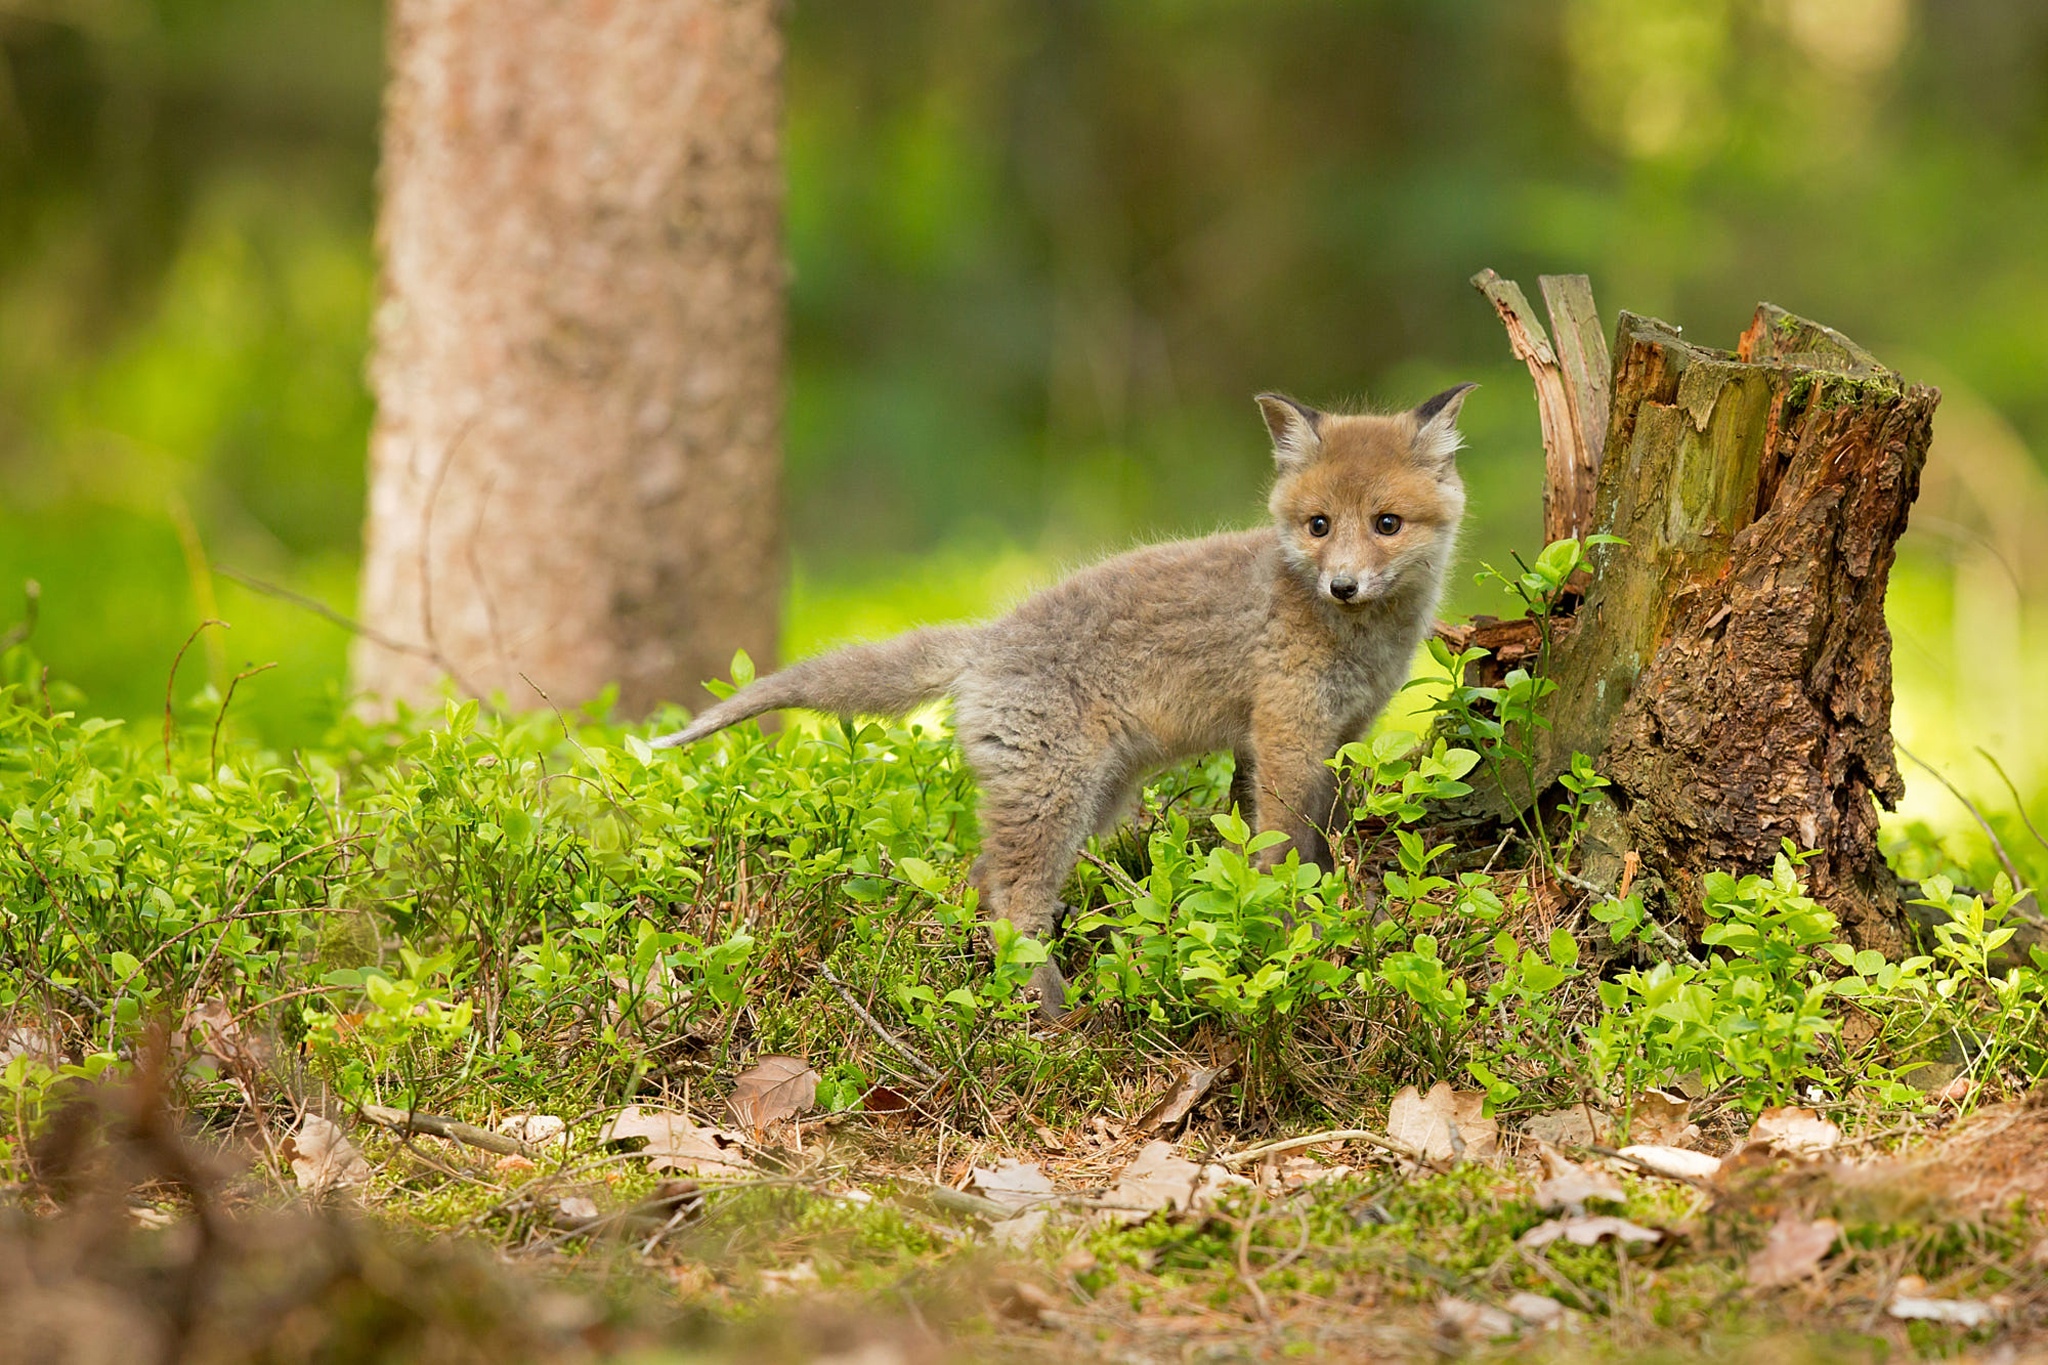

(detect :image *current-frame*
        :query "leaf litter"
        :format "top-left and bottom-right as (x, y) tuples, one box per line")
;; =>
(727, 1054), (819, 1132)
(600, 1106), (752, 1176)
(1386, 1082), (1497, 1163)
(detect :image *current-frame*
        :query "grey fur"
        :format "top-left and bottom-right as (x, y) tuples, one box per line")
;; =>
(649, 392), (1472, 1016)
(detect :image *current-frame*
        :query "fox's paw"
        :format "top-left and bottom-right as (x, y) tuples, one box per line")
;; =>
(1024, 960), (1070, 1023)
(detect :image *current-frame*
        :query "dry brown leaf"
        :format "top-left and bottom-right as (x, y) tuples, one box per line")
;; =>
(1616, 1144), (1721, 1181)
(991, 1278), (1060, 1324)
(969, 1158), (1055, 1211)
(1387, 1082), (1498, 1163)
(1744, 1106), (1842, 1159)
(599, 1105), (752, 1176)
(1520, 1215), (1664, 1251)
(1131, 1063), (1223, 1135)
(182, 998), (272, 1076)
(1533, 1145), (1625, 1212)
(728, 1054), (819, 1132)
(1630, 1089), (1699, 1147)
(285, 1114), (370, 1196)
(1101, 1140), (1247, 1225)
(1522, 1105), (1608, 1149)
(1746, 1215), (1839, 1289)
(861, 1084), (912, 1120)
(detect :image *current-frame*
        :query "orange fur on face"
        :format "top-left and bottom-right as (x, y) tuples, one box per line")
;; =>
(1268, 408), (1467, 608)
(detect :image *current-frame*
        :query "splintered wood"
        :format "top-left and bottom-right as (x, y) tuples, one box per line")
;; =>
(1470, 269), (1609, 543)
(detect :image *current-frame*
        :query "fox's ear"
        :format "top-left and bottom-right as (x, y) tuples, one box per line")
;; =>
(1256, 393), (1323, 472)
(1411, 382), (1477, 468)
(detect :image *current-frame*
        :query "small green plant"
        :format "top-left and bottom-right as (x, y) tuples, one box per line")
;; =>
(1430, 534), (1624, 869)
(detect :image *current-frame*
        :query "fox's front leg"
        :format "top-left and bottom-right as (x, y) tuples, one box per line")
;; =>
(1246, 710), (1340, 873)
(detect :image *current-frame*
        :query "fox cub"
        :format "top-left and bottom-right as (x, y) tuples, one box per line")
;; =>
(652, 384), (1475, 1016)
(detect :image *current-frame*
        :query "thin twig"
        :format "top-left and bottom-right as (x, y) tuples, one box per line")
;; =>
(358, 1103), (532, 1158)
(1078, 849), (1147, 900)
(1976, 747), (2048, 861)
(163, 619), (227, 774)
(1219, 1127), (1448, 1173)
(817, 961), (942, 1081)
(209, 661), (277, 774)
(1897, 742), (2025, 892)
(214, 565), (442, 662)
(1554, 866), (1702, 965)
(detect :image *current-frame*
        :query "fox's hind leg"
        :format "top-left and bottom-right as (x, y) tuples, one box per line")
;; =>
(959, 724), (1124, 1021)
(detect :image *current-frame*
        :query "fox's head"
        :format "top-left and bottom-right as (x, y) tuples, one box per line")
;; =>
(1256, 385), (1474, 611)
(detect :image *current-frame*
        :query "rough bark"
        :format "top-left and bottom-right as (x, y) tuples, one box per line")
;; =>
(354, 0), (785, 717)
(1464, 285), (1936, 953)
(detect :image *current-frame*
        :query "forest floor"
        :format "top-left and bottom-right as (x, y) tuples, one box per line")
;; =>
(4, 668), (2047, 1361)
(6, 1058), (2047, 1363)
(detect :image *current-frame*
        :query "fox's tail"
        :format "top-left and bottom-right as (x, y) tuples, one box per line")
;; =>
(648, 626), (981, 749)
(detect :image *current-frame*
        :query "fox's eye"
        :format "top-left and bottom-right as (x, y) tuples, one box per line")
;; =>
(1307, 515), (1331, 538)
(1373, 513), (1403, 536)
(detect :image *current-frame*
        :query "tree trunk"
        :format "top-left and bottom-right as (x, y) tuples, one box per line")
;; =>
(354, 0), (785, 717)
(1461, 278), (1937, 953)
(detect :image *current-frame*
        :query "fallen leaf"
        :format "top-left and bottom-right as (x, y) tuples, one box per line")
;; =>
(494, 1154), (537, 1173)
(1131, 1063), (1224, 1135)
(990, 1208), (1050, 1251)
(496, 1113), (566, 1146)
(1503, 1291), (1570, 1330)
(1100, 1140), (1248, 1225)
(1746, 1215), (1839, 1289)
(861, 1084), (912, 1120)
(1888, 1295), (2001, 1327)
(1931, 1076), (1978, 1106)
(1436, 1296), (1517, 1340)
(1523, 1105), (1608, 1149)
(285, 1114), (370, 1196)
(1743, 1106), (1841, 1159)
(1630, 1089), (1699, 1147)
(991, 1278), (1060, 1324)
(0, 1026), (62, 1068)
(599, 1105), (751, 1176)
(728, 1054), (819, 1132)
(182, 999), (271, 1075)
(1617, 1144), (1721, 1181)
(554, 1194), (600, 1225)
(1534, 1145), (1626, 1212)
(969, 1158), (1055, 1211)
(1387, 1082), (1498, 1163)
(1520, 1215), (1664, 1251)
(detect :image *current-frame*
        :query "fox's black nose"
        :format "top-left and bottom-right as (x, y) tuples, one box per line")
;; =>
(1329, 576), (1359, 601)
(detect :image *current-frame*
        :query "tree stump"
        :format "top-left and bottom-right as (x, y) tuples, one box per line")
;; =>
(1465, 277), (1938, 953)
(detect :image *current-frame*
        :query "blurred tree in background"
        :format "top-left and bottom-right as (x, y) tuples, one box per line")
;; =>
(0, 0), (2044, 849)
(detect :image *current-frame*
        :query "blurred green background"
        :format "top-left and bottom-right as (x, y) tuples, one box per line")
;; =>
(2, 0), (2044, 875)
